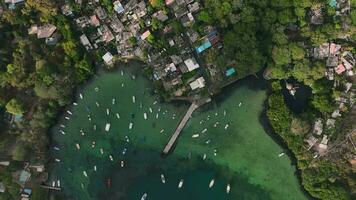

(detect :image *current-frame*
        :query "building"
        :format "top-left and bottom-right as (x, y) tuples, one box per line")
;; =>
(152, 10), (169, 22)
(18, 170), (31, 185)
(183, 58), (200, 72)
(190, 77), (206, 90)
(80, 34), (93, 50)
(313, 118), (323, 135)
(334, 64), (346, 74)
(28, 24), (57, 39)
(90, 15), (100, 27)
(102, 52), (114, 65)
(95, 7), (108, 20)
(113, 1), (124, 14)
(140, 30), (151, 40)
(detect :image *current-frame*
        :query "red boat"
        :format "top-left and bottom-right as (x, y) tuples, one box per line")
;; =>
(107, 178), (111, 188)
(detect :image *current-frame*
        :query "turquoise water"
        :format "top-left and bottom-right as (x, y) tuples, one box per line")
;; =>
(50, 63), (307, 200)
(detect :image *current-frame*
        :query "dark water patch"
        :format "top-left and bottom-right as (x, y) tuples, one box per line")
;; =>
(281, 79), (312, 114)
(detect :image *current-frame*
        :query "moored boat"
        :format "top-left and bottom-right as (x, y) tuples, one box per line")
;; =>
(209, 179), (215, 188)
(107, 178), (111, 188)
(161, 174), (166, 184)
(141, 193), (147, 200)
(129, 122), (133, 130)
(83, 171), (88, 177)
(192, 134), (199, 138)
(105, 123), (111, 132)
(132, 96), (136, 103)
(226, 183), (231, 194)
(143, 113), (147, 120)
(278, 152), (285, 157)
(109, 155), (114, 161)
(178, 179), (184, 188)
(75, 143), (80, 150)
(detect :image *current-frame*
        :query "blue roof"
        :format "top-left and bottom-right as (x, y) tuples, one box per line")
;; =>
(329, 0), (337, 8)
(226, 68), (236, 77)
(196, 41), (212, 54)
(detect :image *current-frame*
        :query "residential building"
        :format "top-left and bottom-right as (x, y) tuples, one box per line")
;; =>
(190, 77), (206, 90)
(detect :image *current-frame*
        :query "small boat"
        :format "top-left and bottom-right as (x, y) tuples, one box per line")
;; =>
(132, 75), (136, 80)
(91, 141), (96, 148)
(143, 113), (147, 120)
(226, 184), (231, 194)
(75, 143), (80, 150)
(112, 98), (116, 105)
(122, 148), (127, 155)
(178, 179), (184, 188)
(83, 171), (88, 177)
(94, 165), (97, 171)
(140, 102), (143, 108)
(141, 193), (147, 200)
(278, 152), (285, 157)
(203, 153), (207, 160)
(161, 174), (166, 184)
(153, 101), (157, 105)
(93, 125), (97, 131)
(94, 87), (99, 92)
(129, 123), (133, 130)
(238, 102), (242, 107)
(54, 158), (61, 162)
(105, 123), (111, 132)
(160, 129), (165, 133)
(158, 107), (161, 112)
(192, 134), (200, 138)
(109, 155), (114, 161)
(149, 107), (153, 113)
(121, 83), (124, 87)
(65, 116), (70, 120)
(60, 130), (66, 135)
(60, 124), (65, 128)
(67, 110), (72, 115)
(201, 128), (207, 133)
(57, 180), (61, 187)
(205, 139), (211, 144)
(81, 183), (84, 189)
(121, 70), (124, 76)
(73, 102), (78, 106)
(215, 112), (218, 116)
(223, 110), (226, 116)
(120, 160), (124, 167)
(53, 146), (60, 151)
(116, 113), (120, 119)
(79, 93), (83, 99)
(95, 102), (100, 107)
(52, 181), (55, 187)
(199, 120), (203, 124)
(107, 178), (111, 188)
(100, 148), (104, 154)
(213, 122), (219, 128)
(209, 179), (215, 188)
(132, 96), (136, 103)
(80, 129), (85, 136)
(224, 124), (229, 130)
(156, 113), (159, 119)
(106, 108), (109, 115)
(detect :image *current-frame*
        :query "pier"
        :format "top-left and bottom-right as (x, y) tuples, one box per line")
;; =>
(40, 184), (62, 191)
(163, 97), (211, 154)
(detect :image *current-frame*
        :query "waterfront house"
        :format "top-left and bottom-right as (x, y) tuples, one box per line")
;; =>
(189, 77), (206, 90)
(183, 57), (200, 72)
(102, 52), (114, 65)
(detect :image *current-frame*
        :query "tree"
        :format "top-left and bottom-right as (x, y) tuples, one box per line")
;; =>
(6, 98), (25, 115)
(311, 94), (334, 114)
(12, 144), (27, 161)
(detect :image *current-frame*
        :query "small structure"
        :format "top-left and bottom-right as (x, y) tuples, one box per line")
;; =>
(326, 118), (336, 128)
(189, 77), (206, 90)
(334, 64), (346, 74)
(113, 1), (125, 14)
(140, 30), (151, 40)
(80, 34), (93, 51)
(95, 7), (108, 20)
(183, 58), (200, 72)
(152, 10), (169, 22)
(102, 52), (114, 65)
(28, 24), (57, 39)
(196, 40), (212, 54)
(225, 68), (236, 77)
(29, 164), (45, 172)
(90, 15), (100, 27)
(18, 170), (31, 185)
(313, 118), (323, 135)
(61, 4), (73, 16)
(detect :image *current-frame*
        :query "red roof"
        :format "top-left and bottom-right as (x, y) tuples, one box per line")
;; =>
(334, 64), (346, 74)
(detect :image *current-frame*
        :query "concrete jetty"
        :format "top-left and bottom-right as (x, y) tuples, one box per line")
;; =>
(163, 97), (211, 154)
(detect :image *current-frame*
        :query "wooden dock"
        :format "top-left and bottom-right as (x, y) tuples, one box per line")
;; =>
(163, 97), (211, 154)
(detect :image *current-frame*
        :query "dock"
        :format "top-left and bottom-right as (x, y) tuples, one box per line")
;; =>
(40, 184), (62, 191)
(163, 97), (211, 154)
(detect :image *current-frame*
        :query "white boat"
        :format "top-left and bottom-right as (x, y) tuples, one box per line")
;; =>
(109, 155), (113, 161)
(94, 165), (97, 171)
(153, 101), (157, 105)
(192, 134), (200, 138)
(116, 113), (120, 119)
(106, 108), (110, 115)
(205, 139), (211, 144)
(60, 130), (66, 135)
(158, 107), (161, 112)
(215, 112), (218, 116)
(209, 179), (215, 188)
(60, 124), (65, 128)
(132, 96), (136, 103)
(226, 184), (231, 194)
(94, 87), (99, 92)
(57, 180), (61, 187)
(224, 124), (229, 130)
(67, 110), (72, 115)
(121, 83), (124, 87)
(91, 141), (96, 148)
(278, 152), (285, 157)
(161, 174), (166, 184)
(121, 70), (124, 76)
(223, 110), (226, 116)
(238, 102), (242, 107)
(125, 135), (130, 143)
(201, 128), (207, 133)
(156, 113), (159, 119)
(100, 148), (104, 154)
(143, 113), (147, 120)
(203, 154), (207, 160)
(52, 181), (55, 187)
(129, 122), (133, 130)
(80, 129), (85, 136)
(120, 160), (124, 168)
(54, 158), (61, 162)
(140, 102), (143, 108)
(81, 183), (84, 189)
(79, 93), (83, 99)
(93, 125), (96, 131)
(112, 98), (116, 105)
(95, 102), (100, 107)
(73, 102), (78, 106)
(160, 129), (165, 133)
(75, 143), (80, 150)
(53, 147), (60, 151)
(178, 179), (184, 188)
(213, 122), (219, 128)
(141, 193), (147, 200)
(83, 171), (88, 177)
(149, 107), (153, 113)
(122, 148), (127, 155)
(65, 117), (70, 120)
(105, 123), (111, 132)
(199, 120), (203, 124)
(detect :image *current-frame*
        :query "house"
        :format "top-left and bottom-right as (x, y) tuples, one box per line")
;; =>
(4, 0), (24, 9)
(187, 29), (199, 43)
(75, 16), (90, 28)
(113, 1), (125, 14)
(61, 4), (73, 16)
(318, 135), (329, 152)
(18, 170), (31, 185)
(164, 63), (177, 74)
(325, 68), (334, 80)
(305, 135), (318, 150)
(326, 118), (336, 128)
(95, 7), (108, 20)
(110, 19), (124, 33)
(310, 6), (323, 25)
(128, 22), (141, 36)
(334, 64), (346, 74)
(190, 77), (206, 90)
(28, 24), (57, 39)
(313, 118), (323, 135)
(165, 0), (175, 5)
(181, 13), (194, 27)
(80, 34), (93, 50)
(153, 10), (169, 22)
(174, 7), (188, 18)
(329, 43), (341, 55)
(331, 109), (341, 118)
(45, 32), (61, 45)
(136, 1), (147, 18)
(326, 56), (338, 67)
(102, 52), (114, 65)
(188, 1), (200, 13)
(313, 43), (329, 59)
(183, 57), (200, 72)
(163, 76), (183, 91)
(90, 15), (100, 27)
(140, 30), (151, 40)
(98, 25), (114, 43)
(170, 55), (183, 65)
(21, 188), (32, 198)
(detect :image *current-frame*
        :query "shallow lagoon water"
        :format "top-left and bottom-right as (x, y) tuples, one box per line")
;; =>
(50, 63), (307, 200)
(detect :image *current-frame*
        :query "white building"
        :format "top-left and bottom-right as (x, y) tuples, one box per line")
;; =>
(184, 58), (200, 72)
(102, 52), (114, 65)
(189, 77), (206, 90)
